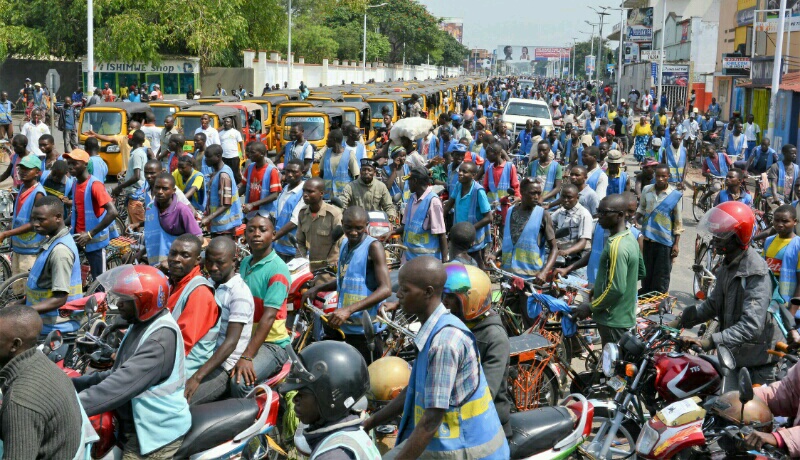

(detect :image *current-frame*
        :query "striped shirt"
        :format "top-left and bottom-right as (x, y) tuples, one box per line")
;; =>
(414, 304), (480, 409)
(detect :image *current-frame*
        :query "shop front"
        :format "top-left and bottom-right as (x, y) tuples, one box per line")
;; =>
(81, 57), (201, 97)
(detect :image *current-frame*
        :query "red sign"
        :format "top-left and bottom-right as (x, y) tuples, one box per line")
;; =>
(534, 47), (571, 59)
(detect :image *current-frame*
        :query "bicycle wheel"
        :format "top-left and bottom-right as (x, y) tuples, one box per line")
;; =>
(0, 254), (12, 285)
(0, 273), (29, 309)
(692, 187), (704, 222)
(508, 361), (559, 411)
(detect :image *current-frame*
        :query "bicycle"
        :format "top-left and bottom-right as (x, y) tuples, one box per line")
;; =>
(691, 176), (721, 222)
(692, 234), (722, 301)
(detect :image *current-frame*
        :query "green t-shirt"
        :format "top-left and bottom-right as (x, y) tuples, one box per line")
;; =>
(239, 249), (291, 347)
(533, 162), (564, 181)
(591, 230), (645, 328)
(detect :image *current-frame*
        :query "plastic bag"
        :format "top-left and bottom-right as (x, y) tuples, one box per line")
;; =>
(389, 117), (434, 144)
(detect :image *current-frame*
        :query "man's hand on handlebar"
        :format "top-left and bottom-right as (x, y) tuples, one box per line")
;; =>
(573, 303), (592, 320)
(745, 431), (780, 452)
(301, 286), (319, 307)
(679, 336), (712, 352)
(327, 308), (352, 328)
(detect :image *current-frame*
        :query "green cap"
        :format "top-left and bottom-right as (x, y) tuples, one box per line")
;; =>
(18, 155), (42, 170)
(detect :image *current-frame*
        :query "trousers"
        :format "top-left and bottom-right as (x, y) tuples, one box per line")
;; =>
(642, 239), (673, 294)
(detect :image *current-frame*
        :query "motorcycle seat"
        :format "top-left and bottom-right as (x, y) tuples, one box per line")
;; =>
(174, 398), (259, 458)
(509, 406), (574, 459)
(699, 354), (723, 377)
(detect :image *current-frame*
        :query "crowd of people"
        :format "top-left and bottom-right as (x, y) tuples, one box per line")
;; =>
(2, 73), (800, 459)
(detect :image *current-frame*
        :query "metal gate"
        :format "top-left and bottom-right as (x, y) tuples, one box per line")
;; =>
(662, 86), (687, 112)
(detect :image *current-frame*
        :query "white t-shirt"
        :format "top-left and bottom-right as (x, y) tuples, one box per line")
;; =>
(195, 126), (221, 146)
(22, 122), (50, 158)
(291, 141), (314, 160)
(406, 151), (426, 169)
(212, 273), (254, 372)
(219, 128), (243, 159)
(277, 182), (306, 226)
(140, 125), (163, 153)
(744, 122), (761, 141)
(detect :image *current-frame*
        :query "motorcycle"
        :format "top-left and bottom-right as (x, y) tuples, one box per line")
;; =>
(636, 366), (788, 460)
(508, 393), (594, 459)
(583, 325), (733, 459)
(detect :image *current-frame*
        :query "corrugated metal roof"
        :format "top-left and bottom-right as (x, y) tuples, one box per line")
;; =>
(779, 71), (800, 92)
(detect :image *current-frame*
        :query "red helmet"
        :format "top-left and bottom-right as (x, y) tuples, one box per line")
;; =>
(96, 265), (169, 321)
(698, 201), (755, 249)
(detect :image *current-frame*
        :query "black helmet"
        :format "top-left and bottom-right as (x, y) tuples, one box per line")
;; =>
(281, 342), (369, 423)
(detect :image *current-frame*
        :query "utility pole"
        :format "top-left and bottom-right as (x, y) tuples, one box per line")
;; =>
(288, 0), (293, 89)
(362, 3), (388, 84)
(584, 22), (598, 79)
(657, 0), (667, 111)
(87, 0), (94, 91)
(594, 8), (610, 82)
(767, 0), (788, 141)
(616, 5), (627, 106)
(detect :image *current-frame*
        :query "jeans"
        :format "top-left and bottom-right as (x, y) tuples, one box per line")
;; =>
(229, 342), (288, 398)
(85, 248), (106, 280)
(191, 366), (229, 405)
(597, 324), (627, 348)
(642, 239), (673, 294)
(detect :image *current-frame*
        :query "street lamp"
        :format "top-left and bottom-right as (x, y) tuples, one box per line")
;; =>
(572, 37), (578, 79)
(583, 22), (599, 79)
(363, 2), (388, 84)
(591, 6), (611, 82)
(87, 0), (94, 91)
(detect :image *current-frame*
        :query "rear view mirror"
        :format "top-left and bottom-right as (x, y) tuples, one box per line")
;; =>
(717, 345), (736, 371)
(44, 330), (63, 353)
(738, 368), (753, 403)
(85, 295), (98, 316)
(361, 311), (375, 343)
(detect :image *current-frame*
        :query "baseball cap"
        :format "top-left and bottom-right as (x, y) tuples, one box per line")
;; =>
(63, 149), (90, 163)
(18, 154), (42, 170)
(606, 150), (624, 164)
(360, 158), (378, 169)
(25, 77), (31, 82)
(641, 158), (660, 167)
(408, 166), (431, 183)
(580, 134), (594, 146)
(448, 143), (467, 154)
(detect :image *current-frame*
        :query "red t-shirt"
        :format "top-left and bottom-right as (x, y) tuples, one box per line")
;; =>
(483, 161), (521, 198)
(166, 266), (220, 356)
(247, 164), (282, 204)
(74, 180), (112, 233)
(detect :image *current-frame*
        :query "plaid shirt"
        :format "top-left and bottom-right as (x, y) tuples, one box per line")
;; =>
(414, 304), (480, 410)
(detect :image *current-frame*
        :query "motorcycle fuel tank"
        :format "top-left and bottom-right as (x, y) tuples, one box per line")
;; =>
(654, 353), (721, 403)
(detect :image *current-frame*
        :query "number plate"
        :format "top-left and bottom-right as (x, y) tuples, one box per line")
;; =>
(607, 375), (626, 392)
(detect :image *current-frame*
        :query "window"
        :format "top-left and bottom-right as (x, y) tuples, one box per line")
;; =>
(150, 106), (176, 126)
(368, 102), (394, 118)
(81, 111), (122, 135)
(718, 80), (729, 104)
(283, 116), (325, 141)
(504, 102), (551, 119)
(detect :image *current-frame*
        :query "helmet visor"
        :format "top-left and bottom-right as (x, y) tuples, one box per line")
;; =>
(697, 206), (740, 242)
(279, 346), (319, 394)
(443, 263), (471, 295)
(96, 265), (151, 297)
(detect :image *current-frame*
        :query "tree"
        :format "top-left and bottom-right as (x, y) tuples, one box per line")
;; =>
(370, 0), (441, 65)
(334, 27), (390, 62)
(437, 32), (468, 67)
(571, 38), (613, 79)
(292, 22), (339, 64)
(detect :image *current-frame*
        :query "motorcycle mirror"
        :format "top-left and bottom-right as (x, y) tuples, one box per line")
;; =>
(44, 330), (63, 353)
(362, 311), (375, 342)
(84, 295), (98, 316)
(332, 225), (344, 242)
(330, 197), (344, 209)
(738, 368), (753, 404)
(717, 345), (736, 371)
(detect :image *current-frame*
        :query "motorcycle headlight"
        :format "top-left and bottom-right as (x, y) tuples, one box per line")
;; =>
(636, 423), (659, 455)
(369, 226), (390, 238)
(602, 343), (619, 378)
(504, 122), (514, 130)
(105, 144), (120, 153)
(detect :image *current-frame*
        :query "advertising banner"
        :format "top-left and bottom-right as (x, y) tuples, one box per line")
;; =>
(762, 0), (800, 32)
(498, 46), (570, 62)
(661, 64), (690, 86)
(534, 47), (571, 59)
(640, 50), (661, 61)
(585, 55), (596, 75)
(627, 7), (654, 42)
(722, 55), (751, 76)
(439, 18), (463, 44)
(624, 42), (640, 64)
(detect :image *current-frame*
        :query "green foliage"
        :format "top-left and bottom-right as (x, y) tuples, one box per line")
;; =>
(292, 23), (339, 63)
(333, 27), (391, 62)
(572, 38), (614, 79)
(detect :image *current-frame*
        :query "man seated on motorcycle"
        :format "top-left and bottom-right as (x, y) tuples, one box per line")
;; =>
(550, 183), (593, 268)
(442, 262), (512, 438)
(142, 172), (203, 266)
(241, 141), (281, 216)
(200, 144), (244, 238)
(746, 138), (778, 176)
(699, 144), (734, 205)
(231, 213), (291, 398)
(670, 202), (780, 387)
(304, 206), (392, 364)
(340, 158), (396, 220)
(449, 221), (479, 266)
(184, 237), (254, 405)
(0, 153), (46, 281)
(281, 341), (381, 460)
(0, 305), (89, 459)
(74, 265), (191, 458)
(363, 256), (509, 459)
(746, 352), (800, 455)
(165, 234), (221, 379)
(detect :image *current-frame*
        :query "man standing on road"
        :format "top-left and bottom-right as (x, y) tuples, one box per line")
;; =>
(0, 91), (15, 140)
(111, 130), (148, 228)
(296, 177), (343, 274)
(0, 155), (46, 279)
(636, 164), (683, 294)
(744, 114), (761, 153)
(22, 109), (49, 159)
(219, 117), (244, 186)
(56, 97), (78, 153)
(158, 116), (180, 167)
(195, 114), (221, 146)
(658, 133), (688, 187)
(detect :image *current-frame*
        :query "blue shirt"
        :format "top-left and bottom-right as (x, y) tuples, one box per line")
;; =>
(453, 182), (491, 225)
(62, 106), (76, 130)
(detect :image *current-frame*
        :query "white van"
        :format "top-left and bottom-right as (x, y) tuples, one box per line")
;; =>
(501, 98), (553, 137)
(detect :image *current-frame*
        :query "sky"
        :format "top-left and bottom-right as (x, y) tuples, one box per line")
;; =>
(417, 0), (624, 52)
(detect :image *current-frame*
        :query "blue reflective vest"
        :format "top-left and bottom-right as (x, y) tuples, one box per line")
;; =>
(337, 235), (384, 335)
(27, 231), (82, 334)
(727, 134), (746, 157)
(587, 223), (641, 283)
(397, 309), (509, 459)
(447, 164), (460, 195)
(244, 162), (277, 215)
(608, 172), (628, 195)
(88, 156), (108, 182)
(274, 184), (305, 257)
(502, 206), (545, 276)
(717, 189), (753, 206)
(11, 183), (46, 254)
(642, 189), (682, 246)
(587, 167), (606, 193)
(705, 155), (729, 178)
(403, 191), (441, 260)
(530, 160), (559, 194)
(144, 199), (178, 266)
(208, 164), (243, 233)
(283, 140), (313, 176)
(170, 276), (220, 377)
(73, 392), (100, 460)
(124, 312), (192, 455)
(517, 130), (533, 156)
(659, 144), (686, 183)
(310, 429), (381, 460)
(772, 162), (800, 197)
(452, 182), (490, 252)
(71, 176), (119, 253)
(384, 164), (410, 202)
(486, 162), (512, 203)
(322, 149), (353, 200)
(749, 146), (776, 169)
(764, 234), (800, 304)
(181, 171), (205, 212)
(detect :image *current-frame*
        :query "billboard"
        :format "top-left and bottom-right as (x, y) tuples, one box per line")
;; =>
(661, 64), (690, 86)
(439, 18), (463, 44)
(497, 46), (570, 62)
(759, 0), (800, 32)
(585, 55), (596, 75)
(722, 54), (751, 76)
(624, 42), (640, 64)
(627, 7), (654, 42)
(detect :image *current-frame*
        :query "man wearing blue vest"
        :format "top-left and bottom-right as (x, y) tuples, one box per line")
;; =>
(273, 159), (307, 263)
(583, 145), (608, 198)
(443, 161), (492, 270)
(636, 164), (683, 294)
(201, 144), (243, 238)
(305, 206), (391, 364)
(66, 149), (119, 280)
(143, 172), (203, 267)
(726, 122), (747, 160)
(714, 168), (753, 206)
(658, 133), (687, 188)
(484, 143), (520, 204)
(343, 122), (367, 164)
(283, 123), (314, 176)
(364, 256), (509, 459)
(768, 144), (799, 207)
(241, 141), (280, 216)
(515, 119), (534, 156)
(0, 154), (46, 280)
(23, 196), (83, 334)
(321, 129), (359, 200)
(382, 146), (410, 203)
(530, 141), (563, 203)
(746, 138), (778, 176)
(166, 235), (221, 379)
(700, 146), (734, 206)
(74, 264), (191, 459)
(173, 155), (205, 213)
(385, 167), (448, 263)
(606, 150), (628, 194)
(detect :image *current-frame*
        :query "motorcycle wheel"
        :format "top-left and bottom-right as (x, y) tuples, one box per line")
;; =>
(587, 406), (640, 460)
(0, 272), (28, 309)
